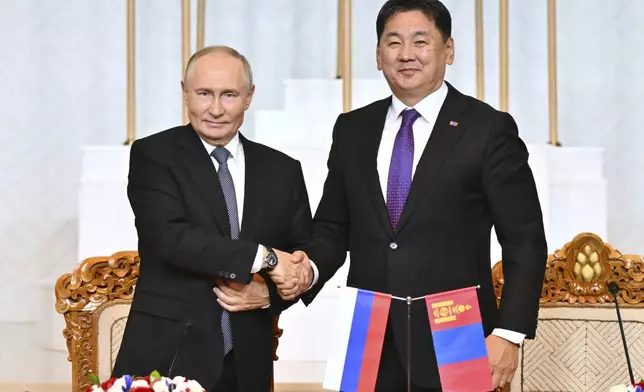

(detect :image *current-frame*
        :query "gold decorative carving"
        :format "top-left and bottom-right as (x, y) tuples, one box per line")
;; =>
(56, 252), (139, 315)
(492, 232), (644, 306)
(55, 251), (139, 392)
(272, 316), (283, 361)
(573, 243), (603, 282)
(56, 251), (283, 392)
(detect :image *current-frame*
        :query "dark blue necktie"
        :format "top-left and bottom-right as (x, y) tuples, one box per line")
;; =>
(386, 108), (421, 229)
(211, 147), (238, 355)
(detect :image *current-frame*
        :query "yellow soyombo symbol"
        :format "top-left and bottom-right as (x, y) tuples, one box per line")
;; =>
(431, 300), (473, 324)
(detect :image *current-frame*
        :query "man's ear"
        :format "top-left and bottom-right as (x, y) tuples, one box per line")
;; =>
(445, 37), (455, 65)
(245, 85), (256, 110)
(181, 80), (188, 106)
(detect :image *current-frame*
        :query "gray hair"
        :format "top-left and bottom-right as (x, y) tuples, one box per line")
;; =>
(183, 45), (254, 90)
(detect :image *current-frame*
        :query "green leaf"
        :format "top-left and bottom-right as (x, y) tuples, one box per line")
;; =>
(150, 370), (161, 382)
(88, 373), (100, 385)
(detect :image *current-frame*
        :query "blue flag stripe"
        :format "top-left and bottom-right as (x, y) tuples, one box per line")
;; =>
(432, 323), (488, 366)
(340, 290), (375, 391)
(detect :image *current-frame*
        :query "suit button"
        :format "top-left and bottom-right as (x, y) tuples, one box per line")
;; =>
(229, 273), (236, 279)
(218, 271), (224, 276)
(389, 242), (398, 250)
(224, 272), (230, 278)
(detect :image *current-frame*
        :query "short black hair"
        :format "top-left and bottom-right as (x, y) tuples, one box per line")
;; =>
(376, 0), (452, 43)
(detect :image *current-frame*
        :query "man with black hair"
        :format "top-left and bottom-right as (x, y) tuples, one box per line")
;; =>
(281, 0), (547, 390)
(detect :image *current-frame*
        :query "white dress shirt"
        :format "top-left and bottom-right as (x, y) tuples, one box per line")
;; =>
(200, 133), (265, 273)
(377, 82), (448, 197)
(378, 82), (525, 345)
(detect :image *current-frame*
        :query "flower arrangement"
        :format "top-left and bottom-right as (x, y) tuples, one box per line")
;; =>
(84, 371), (206, 392)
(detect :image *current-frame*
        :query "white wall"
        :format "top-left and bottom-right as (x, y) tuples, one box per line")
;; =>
(0, 0), (642, 382)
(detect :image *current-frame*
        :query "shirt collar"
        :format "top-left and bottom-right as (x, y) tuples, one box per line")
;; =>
(200, 131), (243, 163)
(390, 81), (448, 121)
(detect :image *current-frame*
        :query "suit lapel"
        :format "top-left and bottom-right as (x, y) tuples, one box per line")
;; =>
(176, 125), (231, 237)
(395, 83), (469, 232)
(238, 135), (265, 241)
(358, 97), (395, 238)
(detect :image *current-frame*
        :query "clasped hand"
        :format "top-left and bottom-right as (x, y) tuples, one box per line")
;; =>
(267, 249), (312, 300)
(213, 274), (269, 312)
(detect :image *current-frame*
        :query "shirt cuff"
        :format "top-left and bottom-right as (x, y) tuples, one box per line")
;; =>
(306, 259), (319, 291)
(250, 245), (264, 273)
(492, 328), (525, 345)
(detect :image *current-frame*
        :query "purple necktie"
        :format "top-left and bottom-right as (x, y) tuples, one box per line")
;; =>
(387, 108), (421, 229)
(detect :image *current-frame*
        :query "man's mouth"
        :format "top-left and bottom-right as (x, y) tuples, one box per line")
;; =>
(204, 120), (228, 127)
(398, 68), (420, 75)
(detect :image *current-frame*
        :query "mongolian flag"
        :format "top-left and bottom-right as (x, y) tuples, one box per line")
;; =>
(323, 287), (391, 392)
(425, 286), (494, 391)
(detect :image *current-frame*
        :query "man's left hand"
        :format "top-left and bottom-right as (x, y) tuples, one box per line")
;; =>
(486, 335), (519, 389)
(213, 275), (270, 312)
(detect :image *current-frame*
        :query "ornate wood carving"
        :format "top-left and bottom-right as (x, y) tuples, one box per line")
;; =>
(55, 251), (283, 392)
(492, 232), (644, 305)
(272, 316), (283, 361)
(55, 251), (139, 392)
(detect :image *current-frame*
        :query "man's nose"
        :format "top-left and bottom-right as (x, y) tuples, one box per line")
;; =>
(399, 43), (415, 61)
(400, 45), (416, 61)
(209, 97), (224, 116)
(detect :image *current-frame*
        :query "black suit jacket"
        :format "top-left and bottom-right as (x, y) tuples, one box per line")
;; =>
(112, 125), (312, 392)
(302, 83), (547, 388)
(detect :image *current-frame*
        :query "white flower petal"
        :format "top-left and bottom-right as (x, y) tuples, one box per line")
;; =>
(131, 379), (149, 388)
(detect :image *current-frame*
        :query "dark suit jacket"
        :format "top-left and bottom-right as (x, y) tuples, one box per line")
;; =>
(112, 125), (312, 392)
(302, 82), (547, 388)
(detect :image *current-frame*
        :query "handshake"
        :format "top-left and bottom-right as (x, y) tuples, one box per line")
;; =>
(266, 249), (313, 300)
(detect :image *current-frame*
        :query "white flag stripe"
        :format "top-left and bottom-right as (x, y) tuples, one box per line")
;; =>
(322, 286), (360, 391)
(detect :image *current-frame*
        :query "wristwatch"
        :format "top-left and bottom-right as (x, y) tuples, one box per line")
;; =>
(262, 246), (278, 270)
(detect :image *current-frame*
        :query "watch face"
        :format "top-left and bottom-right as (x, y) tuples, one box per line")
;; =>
(266, 253), (278, 268)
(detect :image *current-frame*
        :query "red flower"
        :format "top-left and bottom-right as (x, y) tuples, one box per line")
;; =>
(100, 377), (118, 390)
(134, 376), (151, 384)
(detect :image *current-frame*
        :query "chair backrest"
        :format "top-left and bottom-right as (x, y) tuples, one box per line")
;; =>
(492, 232), (644, 392)
(55, 251), (282, 392)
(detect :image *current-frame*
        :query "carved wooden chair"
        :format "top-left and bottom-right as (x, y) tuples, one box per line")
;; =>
(492, 232), (644, 392)
(55, 251), (283, 392)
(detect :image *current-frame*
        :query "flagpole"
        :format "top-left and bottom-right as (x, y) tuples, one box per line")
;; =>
(407, 296), (412, 392)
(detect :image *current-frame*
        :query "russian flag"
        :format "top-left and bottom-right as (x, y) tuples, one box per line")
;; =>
(323, 287), (391, 392)
(425, 286), (494, 392)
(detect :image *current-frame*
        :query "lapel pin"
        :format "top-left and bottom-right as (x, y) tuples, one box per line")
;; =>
(449, 121), (459, 127)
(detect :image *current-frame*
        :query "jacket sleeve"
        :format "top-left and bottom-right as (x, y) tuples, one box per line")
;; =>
(301, 114), (351, 305)
(263, 159), (313, 314)
(482, 112), (548, 338)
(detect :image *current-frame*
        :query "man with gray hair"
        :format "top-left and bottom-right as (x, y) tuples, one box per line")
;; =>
(112, 45), (313, 392)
